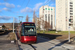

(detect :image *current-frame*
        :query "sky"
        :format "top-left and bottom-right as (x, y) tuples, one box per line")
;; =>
(0, 0), (55, 23)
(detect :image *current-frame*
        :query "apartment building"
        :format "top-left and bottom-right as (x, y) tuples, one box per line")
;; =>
(39, 5), (55, 30)
(56, 0), (75, 31)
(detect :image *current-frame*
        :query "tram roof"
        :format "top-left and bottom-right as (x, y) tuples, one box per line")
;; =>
(21, 22), (35, 25)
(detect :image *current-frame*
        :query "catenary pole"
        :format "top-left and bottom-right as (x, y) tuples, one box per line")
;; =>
(13, 17), (14, 33)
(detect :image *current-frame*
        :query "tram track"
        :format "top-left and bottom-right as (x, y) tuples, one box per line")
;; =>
(29, 44), (36, 50)
(17, 39), (36, 50)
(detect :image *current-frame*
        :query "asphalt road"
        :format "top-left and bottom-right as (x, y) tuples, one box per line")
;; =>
(0, 31), (75, 50)
(0, 31), (18, 50)
(18, 36), (75, 50)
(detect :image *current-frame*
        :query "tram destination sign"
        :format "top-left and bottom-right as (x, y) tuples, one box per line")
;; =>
(24, 23), (35, 26)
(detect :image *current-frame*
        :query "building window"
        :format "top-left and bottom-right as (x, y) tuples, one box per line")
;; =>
(48, 14), (50, 22)
(45, 14), (47, 21)
(45, 11), (47, 13)
(51, 15), (53, 29)
(70, 13), (73, 15)
(48, 8), (50, 10)
(43, 11), (44, 13)
(70, 5), (73, 7)
(51, 8), (53, 10)
(70, 8), (73, 9)
(51, 15), (53, 20)
(70, 16), (73, 17)
(48, 11), (50, 13)
(69, 24), (73, 26)
(70, 10), (73, 12)
(70, 2), (73, 4)
(45, 8), (47, 10)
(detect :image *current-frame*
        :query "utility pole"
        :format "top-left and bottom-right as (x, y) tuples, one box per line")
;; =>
(18, 16), (23, 25)
(19, 16), (23, 23)
(13, 17), (14, 33)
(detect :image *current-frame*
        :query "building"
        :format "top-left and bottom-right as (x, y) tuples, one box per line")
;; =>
(56, 0), (75, 31)
(39, 5), (55, 30)
(0, 26), (2, 30)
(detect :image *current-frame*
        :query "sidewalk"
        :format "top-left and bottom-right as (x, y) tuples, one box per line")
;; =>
(39, 35), (75, 50)
(0, 31), (18, 50)
(49, 39), (75, 50)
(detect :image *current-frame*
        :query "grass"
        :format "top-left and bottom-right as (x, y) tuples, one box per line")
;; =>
(37, 30), (75, 35)
(7, 32), (16, 40)
(37, 30), (75, 40)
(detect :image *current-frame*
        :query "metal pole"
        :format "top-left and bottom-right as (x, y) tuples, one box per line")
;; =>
(13, 17), (14, 33)
(68, 27), (70, 42)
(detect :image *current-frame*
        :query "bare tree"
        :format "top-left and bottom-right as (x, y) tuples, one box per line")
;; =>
(26, 15), (29, 22)
(44, 21), (51, 31)
(37, 18), (41, 30)
(33, 11), (36, 23)
(2, 24), (6, 29)
(37, 15), (51, 31)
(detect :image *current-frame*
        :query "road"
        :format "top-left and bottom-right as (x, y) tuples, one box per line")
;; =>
(0, 31), (18, 50)
(18, 36), (75, 50)
(0, 31), (75, 50)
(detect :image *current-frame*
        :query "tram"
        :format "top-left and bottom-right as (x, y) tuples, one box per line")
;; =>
(16, 22), (37, 43)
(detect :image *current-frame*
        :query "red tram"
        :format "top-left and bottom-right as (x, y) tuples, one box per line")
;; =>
(16, 22), (37, 43)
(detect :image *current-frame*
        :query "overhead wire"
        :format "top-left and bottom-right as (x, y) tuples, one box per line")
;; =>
(25, 0), (30, 7)
(43, 0), (50, 5)
(47, 0), (55, 6)
(21, 0), (26, 7)
(17, 0), (31, 22)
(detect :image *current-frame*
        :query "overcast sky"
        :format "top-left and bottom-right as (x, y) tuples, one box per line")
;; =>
(0, 0), (55, 23)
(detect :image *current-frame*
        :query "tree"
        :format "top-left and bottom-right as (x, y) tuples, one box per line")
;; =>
(14, 23), (18, 29)
(44, 21), (51, 31)
(2, 25), (6, 29)
(37, 15), (51, 31)
(33, 11), (36, 23)
(37, 18), (41, 30)
(26, 15), (29, 22)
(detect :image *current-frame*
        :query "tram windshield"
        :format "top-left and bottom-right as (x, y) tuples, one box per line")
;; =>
(24, 26), (36, 36)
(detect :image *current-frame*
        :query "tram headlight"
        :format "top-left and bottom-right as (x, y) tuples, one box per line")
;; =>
(24, 38), (26, 41)
(35, 36), (36, 38)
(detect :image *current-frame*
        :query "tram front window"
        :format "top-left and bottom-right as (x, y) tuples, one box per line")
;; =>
(24, 26), (36, 36)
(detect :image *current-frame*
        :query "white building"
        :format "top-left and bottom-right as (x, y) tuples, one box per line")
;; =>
(0, 26), (2, 30)
(39, 5), (55, 30)
(56, 0), (75, 31)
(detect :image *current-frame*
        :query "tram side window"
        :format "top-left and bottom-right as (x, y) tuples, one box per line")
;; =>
(21, 24), (24, 36)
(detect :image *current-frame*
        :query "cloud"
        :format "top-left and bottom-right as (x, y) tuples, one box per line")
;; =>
(5, 3), (15, 8)
(50, 4), (55, 6)
(0, 16), (12, 20)
(4, 0), (8, 2)
(17, 5), (21, 7)
(21, 7), (33, 13)
(21, 3), (43, 13)
(44, 0), (49, 4)
(0, 2), (15, 8)
(0, 10), (2, 12)
(33, 3), (43, 12)
(3, 7), (11, 11)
